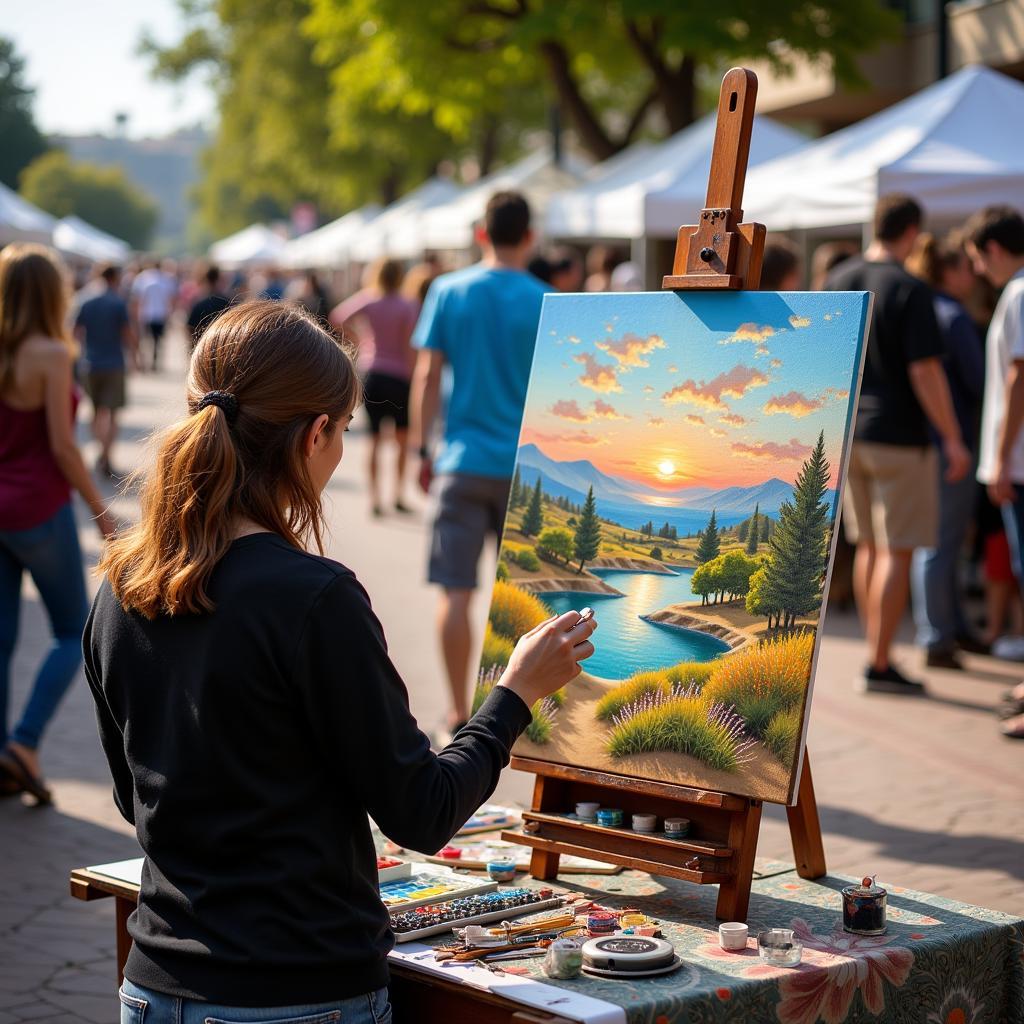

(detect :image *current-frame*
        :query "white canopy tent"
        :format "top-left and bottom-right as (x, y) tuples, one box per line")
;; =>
(419, 149), (591, 251)
(744, 65), (1024, 231)
(209, 223), (287, 267)
(53, 216), (131, 262)
(546, 115), (806, 240)
(0, 183), (58, 246)
(280, 205), (382, 269)
(350, 179), (463, 263)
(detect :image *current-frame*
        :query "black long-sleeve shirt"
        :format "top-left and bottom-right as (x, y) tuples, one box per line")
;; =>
(83, 532), (531, 1006)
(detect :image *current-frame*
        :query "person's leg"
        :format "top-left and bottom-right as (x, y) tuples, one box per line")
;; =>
(0, 540), (24, 747)
(867, 546), (914, 671)
(149, 321), (165, 371)
(853, 541), (876, 634)
(438, 589), (473, 725)
(8, 504), (89, 776)
(368, 433), (382, 515)
(427, 475), (489, 728)
(394, 428), (409, 510)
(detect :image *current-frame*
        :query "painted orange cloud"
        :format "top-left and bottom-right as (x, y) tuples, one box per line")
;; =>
(647, 415), (665, 427)
(550, 399), (590, 422)
(594, 332), (666, 369)
(709, 427), (728, 438)
(524, 428), (606, 447)
(567, 334), (582, 344)
(592, 398), (629, 420)
(788, 314), (812, 329)
(573, 353), (622, 393)
(762, 390), (824, 418)
(668, 365), (679, 374)
(643, 384), (655, 394)
(662, 364), (770, 411)
(719, 412), (748, 427)
(769, 358), (783, 369)
(721, 323), (775, 345)
(684, 414), (705, 426)
(732, 438), (813, 460)
(822, 386), (851, 401)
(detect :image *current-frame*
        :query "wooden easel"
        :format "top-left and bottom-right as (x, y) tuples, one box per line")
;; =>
(503, 68), (826, 923)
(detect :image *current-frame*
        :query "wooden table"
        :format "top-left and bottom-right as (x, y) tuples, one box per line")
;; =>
(69, 866), (601, 1024)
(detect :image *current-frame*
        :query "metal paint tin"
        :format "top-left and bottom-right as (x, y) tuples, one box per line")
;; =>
(543, 937), (583, 979)
(486, 858), (517, 882)
(596, 808), (624, 827)
(632, 813), (657, 833)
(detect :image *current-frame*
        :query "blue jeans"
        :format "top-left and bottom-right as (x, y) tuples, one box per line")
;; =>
(0, 502), (88, 749)
(119, 980), (392, 1024)
(910, 452), (976, 652)
(1000, 485), (1024, 585)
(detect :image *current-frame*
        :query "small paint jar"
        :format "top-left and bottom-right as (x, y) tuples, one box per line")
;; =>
(575, 801), (600, 821)
(664, 817), (691, 838)
(758, 928), (802, 966)
(587, 911), (618, 936)
(596, 808), (623, 828)
(632, 813), (657, 833)
(486, 858), (517, 882)
(437, 846), (462, 859)
(718, 922), (749, 951)
(543, 937), (583, 979)
(842, 876), (887, 935)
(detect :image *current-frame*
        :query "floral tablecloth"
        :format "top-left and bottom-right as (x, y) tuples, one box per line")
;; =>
(381, 837), (1024, 1024)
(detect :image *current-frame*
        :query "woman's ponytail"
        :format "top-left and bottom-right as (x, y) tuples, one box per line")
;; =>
(100, 301), (360, 618)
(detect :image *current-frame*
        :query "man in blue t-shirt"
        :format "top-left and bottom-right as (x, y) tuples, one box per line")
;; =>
(75, 265), (136, 479)
(410, 191), (547, 731)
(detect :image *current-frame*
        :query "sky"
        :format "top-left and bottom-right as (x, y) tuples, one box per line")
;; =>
(520, 290), (869, 493)
(4, 0), (214, 138)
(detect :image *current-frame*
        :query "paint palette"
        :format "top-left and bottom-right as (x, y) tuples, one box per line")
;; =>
(457, 804), (520, 836)
(379, 864), (497, 912)
(376, 857), (412, 885)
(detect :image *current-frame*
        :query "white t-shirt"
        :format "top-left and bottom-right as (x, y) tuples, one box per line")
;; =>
(977, 269), (1024, 483)
(132, 269), (177, 322)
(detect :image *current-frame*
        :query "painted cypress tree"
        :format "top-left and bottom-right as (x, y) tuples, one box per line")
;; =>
(573, 485), (601, 573)
(745, 503), (760, 555)
(521, 478), (544, 537)
(737, 518), (749, 543)
(694, 509), (720, 564)
(510, 466), (523, 507)
(763, 432), (831, 628)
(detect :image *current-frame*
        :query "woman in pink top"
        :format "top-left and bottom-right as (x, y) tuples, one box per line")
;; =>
(0, 245), (114, 804)
(330, 259), (418, 517)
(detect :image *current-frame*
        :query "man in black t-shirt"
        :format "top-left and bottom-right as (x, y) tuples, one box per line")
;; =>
(186, 265), (231, 352)
(827, 195), (970, 696)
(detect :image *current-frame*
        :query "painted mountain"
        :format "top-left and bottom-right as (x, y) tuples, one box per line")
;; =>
(517, 442), (835, 533)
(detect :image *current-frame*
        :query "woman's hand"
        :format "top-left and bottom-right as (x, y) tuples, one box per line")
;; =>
(95, 509), (117, 539)
(498, 609), (597, 710)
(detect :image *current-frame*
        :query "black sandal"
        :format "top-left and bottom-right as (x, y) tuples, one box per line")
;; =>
(0, 747), (52, 805)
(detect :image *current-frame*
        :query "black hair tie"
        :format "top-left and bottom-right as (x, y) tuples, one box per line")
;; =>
(197, 390), (239, 425)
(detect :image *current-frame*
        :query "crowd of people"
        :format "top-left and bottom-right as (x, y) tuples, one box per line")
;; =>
(2, 188), (1024, 811)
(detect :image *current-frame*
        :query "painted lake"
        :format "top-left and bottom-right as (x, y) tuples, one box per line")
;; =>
(538, 567), (729, 680)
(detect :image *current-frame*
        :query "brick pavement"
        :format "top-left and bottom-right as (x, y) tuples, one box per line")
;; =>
(2, 324), (1022, 1022)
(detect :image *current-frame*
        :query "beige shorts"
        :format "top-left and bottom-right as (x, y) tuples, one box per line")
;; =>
(843, 441), (938, 550)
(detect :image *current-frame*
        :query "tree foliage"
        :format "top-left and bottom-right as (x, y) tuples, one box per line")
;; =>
(694, 509), (720, 565)
(20, 152), (158, 249)
(745, 503), (760, 555)
(510, 467), (523, 507)
(691, 550), (758, 606)
(751, 432), (831, 629)
(538, 527), (574, 564)
(573, 485), (601, 573)
(521, 477), (544, 537)
(0, 38), (48, 190)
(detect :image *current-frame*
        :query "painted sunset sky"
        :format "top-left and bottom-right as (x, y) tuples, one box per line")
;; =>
(522, 290), (869, 495)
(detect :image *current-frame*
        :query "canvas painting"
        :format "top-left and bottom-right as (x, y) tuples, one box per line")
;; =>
(475, 290), (869, 804)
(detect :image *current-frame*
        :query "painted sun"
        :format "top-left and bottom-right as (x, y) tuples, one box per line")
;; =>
(657, 459), (676, 477)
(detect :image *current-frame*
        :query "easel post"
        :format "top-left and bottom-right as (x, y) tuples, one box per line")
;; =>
(504, 67), (826, 923)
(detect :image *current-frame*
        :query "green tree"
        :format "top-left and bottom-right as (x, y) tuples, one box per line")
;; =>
(691, 559), (719, 606)
(538, 527), (574, 565)
(720, 550), (758, 601)
(510, 466), (523, 507)
(521, 477), (544, 537)
(762, 432), (831, 629)
(746, 562), (782, 629)
(573, 485), (601, 573)
(745, 503), (760, 555)
(694, 509), (720, 565)
(307, 0), (899, 161)
(0, 38), (48, 190)
(737, 518), (749, 543)
(19, 152), (157, 249)
(650, 546), (663, 561)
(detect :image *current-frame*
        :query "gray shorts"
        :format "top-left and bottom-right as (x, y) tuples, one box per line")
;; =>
(86, 369), (126, 411)
(428, 473), (511, 590)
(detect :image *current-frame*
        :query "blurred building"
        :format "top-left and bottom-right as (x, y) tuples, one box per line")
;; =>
(752, 0), (1024, 133)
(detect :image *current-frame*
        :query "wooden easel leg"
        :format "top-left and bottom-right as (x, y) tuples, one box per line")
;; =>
(715, 800), (762, 921)
(527, 774), (562, 880)
(787, 749), (826, 879)
(115, 896), (134, 986)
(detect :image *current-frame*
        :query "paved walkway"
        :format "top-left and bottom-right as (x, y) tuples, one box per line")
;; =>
(2, 325), (1022, 1022)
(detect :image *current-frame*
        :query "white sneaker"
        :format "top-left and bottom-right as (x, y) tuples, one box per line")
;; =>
(991, 635), (1024, 661)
